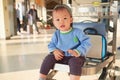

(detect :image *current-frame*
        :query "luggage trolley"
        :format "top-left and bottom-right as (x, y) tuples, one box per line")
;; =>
(46, 1), (118, 80)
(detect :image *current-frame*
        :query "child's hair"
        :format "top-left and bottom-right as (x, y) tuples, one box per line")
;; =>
(52, 4), (72, 17)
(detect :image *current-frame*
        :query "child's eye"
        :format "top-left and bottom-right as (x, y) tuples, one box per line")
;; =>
(56, 19), (60, 21)
(64, 18), (67, 20)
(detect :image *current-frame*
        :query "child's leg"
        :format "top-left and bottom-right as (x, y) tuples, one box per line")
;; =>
(68, 56), (85, 80)
(70, 74), (80, 80)
(39, 54), (57, 79)
(39, 74), (47, 80)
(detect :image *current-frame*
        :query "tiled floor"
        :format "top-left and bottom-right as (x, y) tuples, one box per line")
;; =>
(0, 20), (120, 80)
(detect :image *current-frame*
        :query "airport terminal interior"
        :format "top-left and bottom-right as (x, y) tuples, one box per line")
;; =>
(0, 0), (120, 80)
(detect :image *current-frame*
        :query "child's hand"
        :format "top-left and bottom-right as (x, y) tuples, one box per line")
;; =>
(53, 49), (64, 61)
(68, 49), (80, 57)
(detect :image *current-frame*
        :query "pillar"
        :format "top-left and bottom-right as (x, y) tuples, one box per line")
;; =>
(0, 0), (11, 39)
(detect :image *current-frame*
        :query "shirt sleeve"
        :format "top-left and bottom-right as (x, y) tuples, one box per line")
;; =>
(35, 10), (39, 20)
(28, 9), (31, 14)
(48, 31), (58, 52)
(75, 30), (91, 56)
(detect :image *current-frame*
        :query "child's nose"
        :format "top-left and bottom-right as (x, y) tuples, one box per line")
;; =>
(60, 20), (64, 24)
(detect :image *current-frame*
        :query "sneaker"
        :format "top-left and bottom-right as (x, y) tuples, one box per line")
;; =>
(118, 47), (120, 50)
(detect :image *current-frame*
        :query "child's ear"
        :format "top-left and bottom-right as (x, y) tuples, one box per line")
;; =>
(70, 17), (73, 23)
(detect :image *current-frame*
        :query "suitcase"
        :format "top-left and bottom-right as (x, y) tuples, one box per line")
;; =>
(86, 35), (107, 61)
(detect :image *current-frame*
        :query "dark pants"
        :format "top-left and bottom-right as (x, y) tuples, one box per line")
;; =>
(40, 53), (85, 76)
(22, 16), (27, 31)
(33, 21), (39, 33)
(17, 18), (21, 32)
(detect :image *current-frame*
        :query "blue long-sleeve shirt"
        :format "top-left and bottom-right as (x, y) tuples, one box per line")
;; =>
(48, 28), (91, 56)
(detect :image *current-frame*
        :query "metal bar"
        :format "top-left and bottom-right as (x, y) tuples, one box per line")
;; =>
(99, 59), (114, 80)
(112, 13), (118, 58)
(46, 70), (58, 80)
(98, 67), (108, 80)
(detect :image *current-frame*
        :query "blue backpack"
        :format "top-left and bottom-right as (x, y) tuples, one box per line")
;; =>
(72, 21), (107, 61)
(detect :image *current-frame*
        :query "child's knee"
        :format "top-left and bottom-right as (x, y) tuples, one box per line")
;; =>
(43, 54), (56, 63)
(68, 57), (85, 66)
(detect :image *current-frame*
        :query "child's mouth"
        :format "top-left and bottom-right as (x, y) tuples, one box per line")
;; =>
(60, 25), (65, 28)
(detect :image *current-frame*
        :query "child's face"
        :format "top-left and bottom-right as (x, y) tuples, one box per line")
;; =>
(53, 9), (73, 31)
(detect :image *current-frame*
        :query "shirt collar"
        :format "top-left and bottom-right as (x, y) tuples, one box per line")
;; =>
(60, 27), (73, 34)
